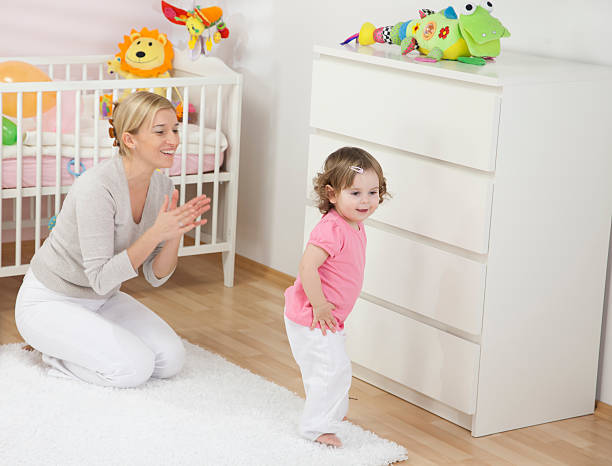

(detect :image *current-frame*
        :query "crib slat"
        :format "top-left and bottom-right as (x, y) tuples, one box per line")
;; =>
(211, 85), (222, 246)
(98, 64), (103, 81)
(35, 91), (43, 251)
(16, 92), (23, 266)
(74, 90), (81, 175)
(29, 197), (35, 235)
(48, 64), (54, 80)
(55, 91), (62, 214)
(179, 86), (189, 250)
(65, 64), (70, 81)
(82, 64), (87, 81)
(180, 87), (188, 201)
(165, 87), (173, 177)
(195, 85), (206, 246)
(94, 89), (100, 166)
(46, 195), (52, 225)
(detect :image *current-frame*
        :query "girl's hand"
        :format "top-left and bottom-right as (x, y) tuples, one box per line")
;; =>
(310, 301), (338, 336)
(150, 189), (211, 242)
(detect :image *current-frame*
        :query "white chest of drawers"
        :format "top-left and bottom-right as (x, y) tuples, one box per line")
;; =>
(304, 44), (612, 437)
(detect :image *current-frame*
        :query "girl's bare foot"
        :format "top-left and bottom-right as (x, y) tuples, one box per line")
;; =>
(22, 345), (36, 352)
(316, 433), (342, 447)
(342, 416), (348, 421)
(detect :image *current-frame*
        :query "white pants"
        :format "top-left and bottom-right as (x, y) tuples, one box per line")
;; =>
(284, 315), (352, 441)
(15, 270), (185, 388)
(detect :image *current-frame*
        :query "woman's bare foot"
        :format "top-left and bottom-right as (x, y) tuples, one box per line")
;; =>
(316, 433), (342, 447)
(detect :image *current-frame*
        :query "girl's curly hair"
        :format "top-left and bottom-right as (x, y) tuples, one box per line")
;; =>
(313, 146), (388, 214)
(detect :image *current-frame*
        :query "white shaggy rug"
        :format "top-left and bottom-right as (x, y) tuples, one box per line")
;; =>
(0, 341), (407, 466)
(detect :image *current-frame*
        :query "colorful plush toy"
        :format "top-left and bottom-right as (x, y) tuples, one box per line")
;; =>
(107, 27), (174, 98)
(99, 94), (113, 118)
(161, 1), (229, 59)
(175, 101), (198, 124)
(48, 215), (56, 231)
(341, 2), (510, 65)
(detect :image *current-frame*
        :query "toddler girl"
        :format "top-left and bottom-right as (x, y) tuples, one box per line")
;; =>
(284, 146), (388, 447)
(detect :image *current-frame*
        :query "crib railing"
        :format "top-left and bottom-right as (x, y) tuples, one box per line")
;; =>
(0, 55), (242, 285)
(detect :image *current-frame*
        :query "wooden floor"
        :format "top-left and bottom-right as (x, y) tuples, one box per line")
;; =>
(2, 252), (612, 465)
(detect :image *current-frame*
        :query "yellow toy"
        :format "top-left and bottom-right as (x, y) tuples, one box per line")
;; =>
(161, 1), (229, 59)
(107, 27), (174, 99)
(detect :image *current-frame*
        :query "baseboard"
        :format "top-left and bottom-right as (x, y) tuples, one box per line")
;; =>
(235, 255), (295, 287)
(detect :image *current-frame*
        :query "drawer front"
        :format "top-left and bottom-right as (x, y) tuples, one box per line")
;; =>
(308, 134), (493, 254)
(346, 298), (480, 414)
(304, 206), (486, 335)
(310, 55), (501, 172)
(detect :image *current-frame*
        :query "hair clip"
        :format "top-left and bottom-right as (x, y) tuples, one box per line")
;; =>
(349, 166), (364, 174)
(108, 119), (119, 147)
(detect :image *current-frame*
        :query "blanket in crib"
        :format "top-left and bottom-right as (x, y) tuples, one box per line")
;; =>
(1, 122), (227, 158)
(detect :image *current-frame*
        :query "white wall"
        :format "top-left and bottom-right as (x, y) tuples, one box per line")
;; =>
(1, 0), (611, 404)
(0, 1), (170, 56)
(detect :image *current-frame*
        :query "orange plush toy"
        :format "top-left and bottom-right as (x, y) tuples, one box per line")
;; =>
(106, 27), (174, 98)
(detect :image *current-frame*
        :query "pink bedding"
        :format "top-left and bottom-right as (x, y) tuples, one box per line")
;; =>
(1, 152), (224, 189)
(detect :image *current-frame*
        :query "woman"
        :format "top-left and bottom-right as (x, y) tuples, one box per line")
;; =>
(15, 91), (210, 388)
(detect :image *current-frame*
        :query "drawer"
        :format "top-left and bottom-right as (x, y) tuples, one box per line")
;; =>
(346, 298), (480, 414)
(308, 134), (493, 254)
(304, 206), (486, 334)
(310, 55), (501, 172)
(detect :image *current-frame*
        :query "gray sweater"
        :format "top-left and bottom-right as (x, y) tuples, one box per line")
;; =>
(30, 156), (174, 299)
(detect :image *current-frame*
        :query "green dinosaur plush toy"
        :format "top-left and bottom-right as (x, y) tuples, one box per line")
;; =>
(341, 2), (511, 65)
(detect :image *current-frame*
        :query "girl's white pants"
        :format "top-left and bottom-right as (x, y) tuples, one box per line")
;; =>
(284, 315), (352, 441)
(15, 270), (185, 388)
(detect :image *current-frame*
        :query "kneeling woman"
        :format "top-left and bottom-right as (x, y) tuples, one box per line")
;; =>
(15, 91), (210, 388)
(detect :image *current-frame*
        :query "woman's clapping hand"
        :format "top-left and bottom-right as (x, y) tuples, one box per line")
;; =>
(150, 189), (211, 242)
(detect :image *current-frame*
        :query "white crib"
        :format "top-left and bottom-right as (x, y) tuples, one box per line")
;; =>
(0, 49), (242, 286)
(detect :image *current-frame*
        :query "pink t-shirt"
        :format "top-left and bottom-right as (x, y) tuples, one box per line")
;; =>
(284, 208), (367, 330)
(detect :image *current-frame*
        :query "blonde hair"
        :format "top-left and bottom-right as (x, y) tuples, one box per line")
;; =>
(313, 146), (388, 214)
(111, 91), (175, 156)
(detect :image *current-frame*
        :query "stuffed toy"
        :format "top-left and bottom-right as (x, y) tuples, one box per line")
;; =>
(107, 27), (174, 98)
(161, 1), (229, 59)
(99, 94), (113, 118)
(341, 2), (510, 65)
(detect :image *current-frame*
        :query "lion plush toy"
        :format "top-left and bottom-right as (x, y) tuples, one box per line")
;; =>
(107, 27), (174, 99)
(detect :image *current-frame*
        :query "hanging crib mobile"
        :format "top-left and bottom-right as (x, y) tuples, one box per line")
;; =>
(161, 1), (229, 59)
